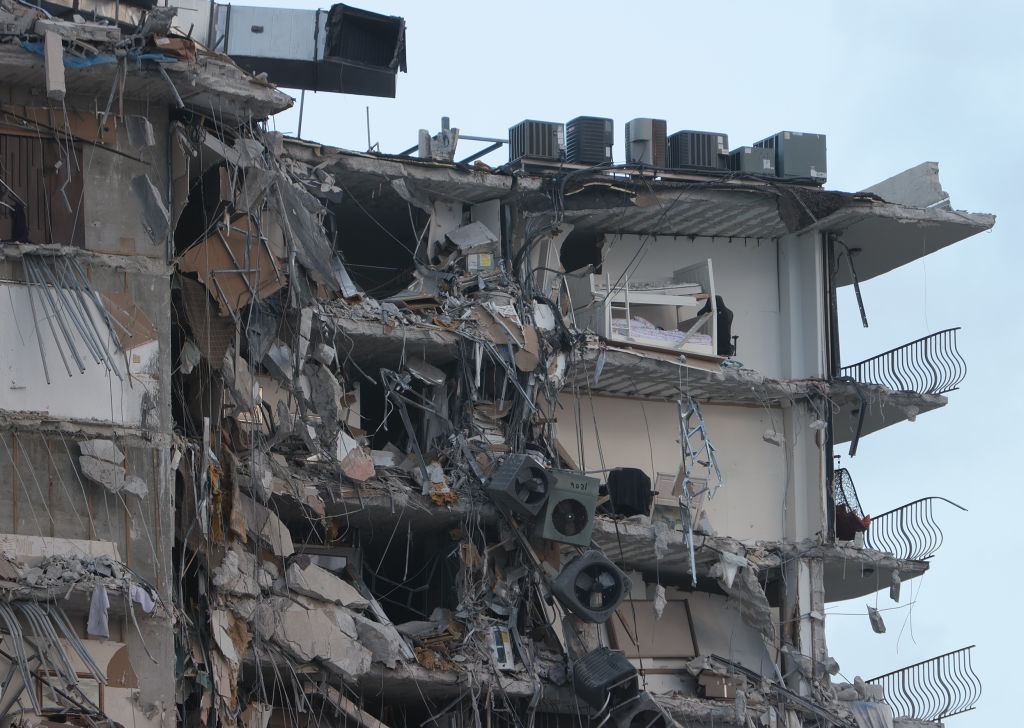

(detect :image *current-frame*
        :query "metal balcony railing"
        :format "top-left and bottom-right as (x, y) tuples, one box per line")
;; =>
(863, 497), (967, 561)
(868, 646), (981, 722)
(840, 327), (966, 395)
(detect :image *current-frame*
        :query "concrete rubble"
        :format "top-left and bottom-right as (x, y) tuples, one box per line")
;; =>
(0, 1), (991, 727)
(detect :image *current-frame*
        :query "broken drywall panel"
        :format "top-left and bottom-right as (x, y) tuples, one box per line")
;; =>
(178, 276), (235, 364)
(445, 221), (498, 254)
(470, 199), (501, 240)
(178, 215), (285, 316)
(99, 292), (159, 349)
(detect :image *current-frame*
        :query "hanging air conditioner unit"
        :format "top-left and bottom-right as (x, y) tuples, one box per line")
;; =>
(550, 550), (631, 623)
(573, 646), (639, 710)
(625, 118), (667, 167)
(486, 454), (553, 517)
(611, 693), (672, 728)
(533, 470), (600, 546)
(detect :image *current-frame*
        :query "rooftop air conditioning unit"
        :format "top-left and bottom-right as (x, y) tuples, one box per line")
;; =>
(550, 549), (631, 623)
(624, 118), (667, 167)
(486, 454), (553, 517)
(509, 120), (565, 163)
(566, 116), (614, 165)
(753, 131), (827, 183)
(728, 146), (775, 175)
(533, 470), (600, 546)
(668, 130), (729, 170)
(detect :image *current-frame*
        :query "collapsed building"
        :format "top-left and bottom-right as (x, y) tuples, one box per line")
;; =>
(0, 3), (993, 728)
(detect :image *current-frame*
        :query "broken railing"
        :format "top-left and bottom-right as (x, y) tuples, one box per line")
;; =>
(868, 646), (981, 722)
(840, 327), (966, 395)
(864, 496), (966, 561)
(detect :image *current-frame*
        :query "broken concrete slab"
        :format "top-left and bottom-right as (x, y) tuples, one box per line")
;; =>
(353, 613), (406, 669)
(311, 365), (343, 437)
(286, 558), (369, 610)
(79, 455), (147, 499)
(254, 599), (371, 678)
(79, 439), (125, 465)
(236, 494), (294, 558)
(212, 546), (275, 597)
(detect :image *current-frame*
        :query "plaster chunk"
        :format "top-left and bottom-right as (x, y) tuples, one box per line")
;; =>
(285, 559), (369, 610)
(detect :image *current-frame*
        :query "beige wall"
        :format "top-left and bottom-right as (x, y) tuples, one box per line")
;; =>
(556, 395), (825, 542)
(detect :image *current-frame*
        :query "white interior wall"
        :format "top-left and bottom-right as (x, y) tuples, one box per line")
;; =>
(778, 231), (826, 379)
(0, 284), (159, 425)
(601, 234), (782, 377)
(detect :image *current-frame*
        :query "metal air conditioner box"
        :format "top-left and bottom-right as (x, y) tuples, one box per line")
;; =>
(509, 120), (565, 163)
(668, 130), (729, 170)
(566, 116), (613, 165)
(753, 131), (827, 183)
(625, 118), (667, 167)
(728, 146), (775, 175)
(212, 3), (406, 97)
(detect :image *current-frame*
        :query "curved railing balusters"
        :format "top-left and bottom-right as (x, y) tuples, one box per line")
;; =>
(863, 497), (966, 561)
(840, 327), (966, 395)
(868, 646), (981, 722)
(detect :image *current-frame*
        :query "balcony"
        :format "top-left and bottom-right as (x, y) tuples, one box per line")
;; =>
(834, 328), (966, 446)
(864, 497), (967, 561)
(823, 471), (966, 601)
(868, 646), (981, 722)
(840, 327), (966, 396)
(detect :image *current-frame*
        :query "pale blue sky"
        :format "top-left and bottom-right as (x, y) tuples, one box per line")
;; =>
(240, 1), (1021, 723)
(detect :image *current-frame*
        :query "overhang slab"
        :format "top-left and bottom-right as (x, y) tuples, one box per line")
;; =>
(565, 344), (818, 405)
(815, 200), (994, 287)
(831, 381), (948, 445)
(0, 44), (292, 122)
